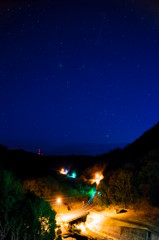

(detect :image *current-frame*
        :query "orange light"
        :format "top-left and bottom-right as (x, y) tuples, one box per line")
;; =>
(95, 173), (99, 178)
(57, 197), (61, 204)
(59, 168), (68, 175)
(93, 172), (103, 185)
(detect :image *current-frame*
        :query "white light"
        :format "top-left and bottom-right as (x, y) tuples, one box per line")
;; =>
(76, 223), (86, 232)
(60, 168), (68, 175)
(92, 172), (104, 185)
(57, 197), (61, 204)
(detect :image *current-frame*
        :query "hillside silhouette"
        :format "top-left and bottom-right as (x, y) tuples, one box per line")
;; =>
(102, 122), (159, 171)
(0, 122), (159, 179)
(99, 122), (159, 207)
(124, 122), (159, 159)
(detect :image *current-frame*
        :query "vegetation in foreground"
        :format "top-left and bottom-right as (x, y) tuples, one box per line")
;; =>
(0, 169), (58, 240)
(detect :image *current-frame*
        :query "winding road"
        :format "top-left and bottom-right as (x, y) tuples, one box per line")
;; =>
(57, 195), (95, 223)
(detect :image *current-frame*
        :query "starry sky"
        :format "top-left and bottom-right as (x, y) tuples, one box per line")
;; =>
(1, 0), (159, 155)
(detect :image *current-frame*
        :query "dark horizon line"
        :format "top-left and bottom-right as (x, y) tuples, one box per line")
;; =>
(0, 142), (127, 156)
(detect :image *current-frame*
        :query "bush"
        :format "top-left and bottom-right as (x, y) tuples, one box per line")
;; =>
(0, 170), (56, 240)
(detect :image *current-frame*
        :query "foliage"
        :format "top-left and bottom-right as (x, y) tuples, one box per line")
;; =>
(20, 190), (56, 240)
(0, 170), (24, 239)
(107, 169), (135, 206)
(94, 181), (110, 206)
(138, 159), (159, 207)
(23, 177), (60, 198)
(93, 169), (138, 207)
(0, 170), (56, 240)
(23, 175), (93, 200)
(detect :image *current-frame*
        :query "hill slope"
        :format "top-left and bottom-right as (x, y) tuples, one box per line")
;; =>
(124, 122), (159, 159)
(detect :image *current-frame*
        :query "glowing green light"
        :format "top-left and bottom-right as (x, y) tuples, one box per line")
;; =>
(71, 172), (76, 178)
(89, 188), (96, 198)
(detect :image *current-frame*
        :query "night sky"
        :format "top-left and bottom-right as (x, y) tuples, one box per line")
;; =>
(1, 0), (159, 155)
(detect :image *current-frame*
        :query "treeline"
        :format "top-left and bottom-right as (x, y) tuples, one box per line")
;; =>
(23, 174), (96, 201)
(94, 157), (159, 208)
(0, 169), (59, 240)
(0, 145), (97, 179)
(94, 124), (159, 208)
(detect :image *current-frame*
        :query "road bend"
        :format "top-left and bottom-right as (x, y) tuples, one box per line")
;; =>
(57, 195), (95, 223)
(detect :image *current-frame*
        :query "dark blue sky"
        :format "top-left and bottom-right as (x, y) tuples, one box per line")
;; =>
(1, 0), (159, 155)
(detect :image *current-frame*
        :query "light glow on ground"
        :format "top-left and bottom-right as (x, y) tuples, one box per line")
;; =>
(76, 222), (86, 233)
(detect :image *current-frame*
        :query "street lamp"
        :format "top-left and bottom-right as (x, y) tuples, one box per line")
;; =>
(95, 173), (100, 185)
(60, 168), (68, 175)
(57, 197), (62, 204)
(94, 172), (103, 187)
(57, 197), (62, 214)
